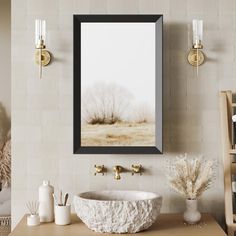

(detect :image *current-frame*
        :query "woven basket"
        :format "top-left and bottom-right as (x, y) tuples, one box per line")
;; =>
(0, 216), (11, 236)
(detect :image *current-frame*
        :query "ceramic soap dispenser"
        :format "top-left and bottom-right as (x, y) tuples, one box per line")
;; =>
(38, 180), (54, 222)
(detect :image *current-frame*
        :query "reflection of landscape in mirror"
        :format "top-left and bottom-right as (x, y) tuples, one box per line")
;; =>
(81, 23), (156, 146)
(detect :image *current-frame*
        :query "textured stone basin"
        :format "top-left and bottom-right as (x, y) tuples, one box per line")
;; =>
(74, 190), (162, 234)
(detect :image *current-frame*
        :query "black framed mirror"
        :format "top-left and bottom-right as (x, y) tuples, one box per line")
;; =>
(74, 15), (163, 154)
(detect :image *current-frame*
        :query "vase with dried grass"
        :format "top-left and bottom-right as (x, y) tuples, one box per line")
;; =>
(166, 154), (214, 224)
(0, 131), (11, 236)
(0, 131), (11, 189)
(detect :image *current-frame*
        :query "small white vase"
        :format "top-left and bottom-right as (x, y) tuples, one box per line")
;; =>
(183, 199), (201, 224)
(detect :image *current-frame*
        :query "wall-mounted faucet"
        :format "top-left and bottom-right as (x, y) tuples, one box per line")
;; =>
(93, 164), (143, 179)
(113, 165), (122, 180)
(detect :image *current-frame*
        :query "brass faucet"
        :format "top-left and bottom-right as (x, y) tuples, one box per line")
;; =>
(113, 165), (122, 180)
(131, 164), (142, 176)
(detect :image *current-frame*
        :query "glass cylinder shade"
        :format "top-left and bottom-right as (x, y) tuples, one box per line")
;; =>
(35, 19), (46, 48)
(192, 19), (203, 46)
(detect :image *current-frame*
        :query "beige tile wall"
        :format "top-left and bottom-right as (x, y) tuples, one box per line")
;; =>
(12, 0), (234, 228)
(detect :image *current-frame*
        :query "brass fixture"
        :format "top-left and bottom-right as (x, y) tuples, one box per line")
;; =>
(187, 49), (205, 67)
(113, 165), (122, 180)
(35, 19), (52, 79)
(187, 19), (205, 76)
(94, 165), (105, 176)
(131, 164), (142, 176)
(35, 49), (51, 66)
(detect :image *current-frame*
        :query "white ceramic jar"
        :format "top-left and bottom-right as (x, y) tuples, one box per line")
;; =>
(38, 180), (54, 222)
(55, 205), (71, 225)
(27, 215), (40, 226)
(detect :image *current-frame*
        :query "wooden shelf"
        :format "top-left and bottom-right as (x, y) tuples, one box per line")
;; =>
(220, 91), (235, 236)
(232, 163), (236, 174)
(10, 214), (227, 236)
(229, 149), (236, 154)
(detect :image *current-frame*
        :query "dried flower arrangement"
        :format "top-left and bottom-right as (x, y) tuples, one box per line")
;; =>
(166, 154), (214, 200)
(0, 132), (11, 187)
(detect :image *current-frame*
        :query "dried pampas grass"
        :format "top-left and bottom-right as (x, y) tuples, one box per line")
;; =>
(166, 154), (215, 199)
(0, 132), (11, 186)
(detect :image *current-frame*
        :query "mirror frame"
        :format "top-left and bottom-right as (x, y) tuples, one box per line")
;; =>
(73, 15), (163, 154)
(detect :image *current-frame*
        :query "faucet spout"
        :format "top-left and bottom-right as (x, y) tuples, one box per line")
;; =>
(113, 166), (122, 180)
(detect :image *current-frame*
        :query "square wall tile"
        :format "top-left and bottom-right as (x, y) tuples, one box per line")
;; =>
(27, 0), (59, 15)
(90, 0), (107, 13)
(107, 0), (139, 13)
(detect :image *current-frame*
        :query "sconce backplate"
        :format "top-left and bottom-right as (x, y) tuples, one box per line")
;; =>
(187, 49), (205, 67)
(35, 49), (51, 66)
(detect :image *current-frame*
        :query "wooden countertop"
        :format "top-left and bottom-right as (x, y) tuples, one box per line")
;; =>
(10, 213), (227, 236)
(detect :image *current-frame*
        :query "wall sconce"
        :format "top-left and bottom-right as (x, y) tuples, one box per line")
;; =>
(187, 19), (205, 74)
(35, 19), (51, 79)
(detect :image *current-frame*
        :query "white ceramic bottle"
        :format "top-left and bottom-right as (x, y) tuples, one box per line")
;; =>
(38, 180), (54, 222)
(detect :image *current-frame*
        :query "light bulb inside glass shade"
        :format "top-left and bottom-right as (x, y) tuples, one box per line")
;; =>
(192, 19), (203, 46)
(35, 19), (46, 48)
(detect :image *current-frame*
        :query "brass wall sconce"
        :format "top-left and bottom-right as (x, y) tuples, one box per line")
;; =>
(187, 19), (205, 75)
(35, 19), (51, 79)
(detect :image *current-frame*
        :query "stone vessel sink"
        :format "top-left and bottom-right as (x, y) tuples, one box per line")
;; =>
(74, 190), (162, 234)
